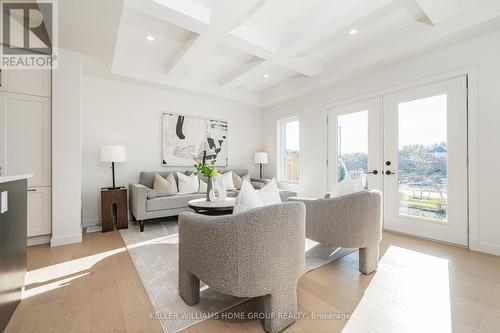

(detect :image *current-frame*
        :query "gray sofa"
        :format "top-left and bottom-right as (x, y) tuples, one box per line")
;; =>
(129, 169), (297, 231)
(178, 202), (306, 333)
(289, 190), (382, 274)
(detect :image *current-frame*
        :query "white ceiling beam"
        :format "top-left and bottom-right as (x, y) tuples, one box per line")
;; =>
(228, 25), (278, 53)
(152, 0), (210, 24)
(281, 56), (323, 77)
(146, 0), (267, 78)
(414, 0), (461, 25)
(218, 58), (270, 88)
(219, 0), (392, 88)
(165, 34), (212, 77)
(282, 0), (394, 56)
(125, 0), (206, 33)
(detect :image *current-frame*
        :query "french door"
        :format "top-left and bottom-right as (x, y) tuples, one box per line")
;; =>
(328, 76), (468, 246)
(327, 98), (382, 191)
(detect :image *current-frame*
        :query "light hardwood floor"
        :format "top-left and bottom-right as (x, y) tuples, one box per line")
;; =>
(6, 229), (500, 332)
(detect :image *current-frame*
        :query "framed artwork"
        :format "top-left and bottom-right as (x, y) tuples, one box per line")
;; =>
(162, 113), (228, 166)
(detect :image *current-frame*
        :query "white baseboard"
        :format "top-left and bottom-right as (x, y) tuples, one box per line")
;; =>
(83, 218), (101, 227)
(50, 232), (82, 247)
(471, 242), (500, 256)
(28, 234), (51, 246)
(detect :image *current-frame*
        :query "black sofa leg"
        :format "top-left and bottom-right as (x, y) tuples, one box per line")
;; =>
(139, 220), (144, 232)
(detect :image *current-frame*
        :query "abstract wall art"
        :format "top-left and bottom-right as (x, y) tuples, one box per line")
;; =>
(161, 113), (228, 166)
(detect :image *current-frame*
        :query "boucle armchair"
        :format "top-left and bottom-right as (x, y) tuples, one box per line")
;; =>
(178, 202), (306, 333)
(289, 190), (382, 274)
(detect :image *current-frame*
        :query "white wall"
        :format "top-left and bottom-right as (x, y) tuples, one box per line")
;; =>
(51, 49), (83, 246)
(81, 76), (261, 226)
(261, 30), (500, 256)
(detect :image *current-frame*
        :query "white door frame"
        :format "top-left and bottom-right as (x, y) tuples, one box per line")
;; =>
(383, 76), (468, 245)
(324, 66), (478, 250)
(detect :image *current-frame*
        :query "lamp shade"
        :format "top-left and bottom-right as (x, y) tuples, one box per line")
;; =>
(100, 145), (126, 163)
(254, 152), (268, 164)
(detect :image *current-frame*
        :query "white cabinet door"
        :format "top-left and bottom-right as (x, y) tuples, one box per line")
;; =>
(0, 93), (51, 187)
(27, 187), (52, 237)
(0, 69), (51, 97)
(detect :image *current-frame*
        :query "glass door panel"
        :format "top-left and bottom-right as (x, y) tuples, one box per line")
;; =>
(328, 99), (382, 192)
(338, 110), (368, 188)
(398, 94), (448, 221)
(383, 77), (468, 246)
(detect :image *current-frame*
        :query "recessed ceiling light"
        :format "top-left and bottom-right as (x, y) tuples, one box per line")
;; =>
(263, 74), (270, 78)
(146, 35), (155, 41)
(349, 29), (358, 35)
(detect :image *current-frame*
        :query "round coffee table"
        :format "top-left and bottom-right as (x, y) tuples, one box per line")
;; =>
(188, 197), (236, 215)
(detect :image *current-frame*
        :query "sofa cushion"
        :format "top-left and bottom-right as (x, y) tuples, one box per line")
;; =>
(233, 172), (250, 189)
(258, 179), (282, 205)
(219, 171), (237, 190)
(233, 181), (263, 213)
(153, 173), (178, 197)
(140, 169), (249, 188)
(177, 172), (199, 194)
(147, 193), (205, 211)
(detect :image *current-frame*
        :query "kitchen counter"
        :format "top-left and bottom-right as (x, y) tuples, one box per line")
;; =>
(0, 175), (30, 331)
(0, 174), (32, 183)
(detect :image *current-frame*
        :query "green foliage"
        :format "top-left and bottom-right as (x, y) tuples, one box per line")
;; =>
(337, 158), (346, 182)
(340, 152), (367, 172)
(193, 159), (220, 178)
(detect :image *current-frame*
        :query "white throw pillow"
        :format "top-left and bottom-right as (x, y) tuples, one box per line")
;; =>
(220, 171), (237, 191)
(233, 180), (263, 213)
(233, 173), (251, 190)
(199, 180), (207, 193)
(327, 175), (363, 198)
(177, 172), (199, 194)
(352, 177), (364, 192)
(257, 178), (282, 205)
(153, 173), (178, 196)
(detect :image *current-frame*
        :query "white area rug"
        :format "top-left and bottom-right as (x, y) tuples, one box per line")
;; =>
(120, 220), (355, 333)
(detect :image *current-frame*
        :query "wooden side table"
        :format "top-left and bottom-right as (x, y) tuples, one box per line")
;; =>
(101, 188), (128, 232)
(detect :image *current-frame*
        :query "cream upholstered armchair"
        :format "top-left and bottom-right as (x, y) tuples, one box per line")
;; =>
(178, 202), (306, 333)
(289, 190), (382, 274)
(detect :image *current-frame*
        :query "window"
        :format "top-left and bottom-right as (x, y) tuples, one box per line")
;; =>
(277, 117), (300, 183)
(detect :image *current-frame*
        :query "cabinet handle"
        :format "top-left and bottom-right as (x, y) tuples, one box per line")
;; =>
(27, 189), (37, 192)
(0, 69), (2, 87)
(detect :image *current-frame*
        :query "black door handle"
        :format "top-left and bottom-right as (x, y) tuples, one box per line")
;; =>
(385, 170), (395, 175)
(367, 170), (378, 175)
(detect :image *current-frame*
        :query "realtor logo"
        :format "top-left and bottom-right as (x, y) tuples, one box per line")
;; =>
(1, 0), (58, 69)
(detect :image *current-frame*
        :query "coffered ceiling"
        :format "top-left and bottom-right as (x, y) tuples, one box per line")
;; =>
(61, 0), (500, 106)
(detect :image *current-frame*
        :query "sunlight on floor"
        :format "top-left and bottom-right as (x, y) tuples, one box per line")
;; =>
(23, 272), (90, 298)
(23, 247), (127, 298)
(343, 245), (451, 333)
(127, 233), (179, 250)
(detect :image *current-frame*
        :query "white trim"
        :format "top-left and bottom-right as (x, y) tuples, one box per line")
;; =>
(325, 66), (477, 110)
(28, 234), (51, 246)
(50, 232), (82, 247)
(83, 218), (101, 228)
(322, 66), (480, 252)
